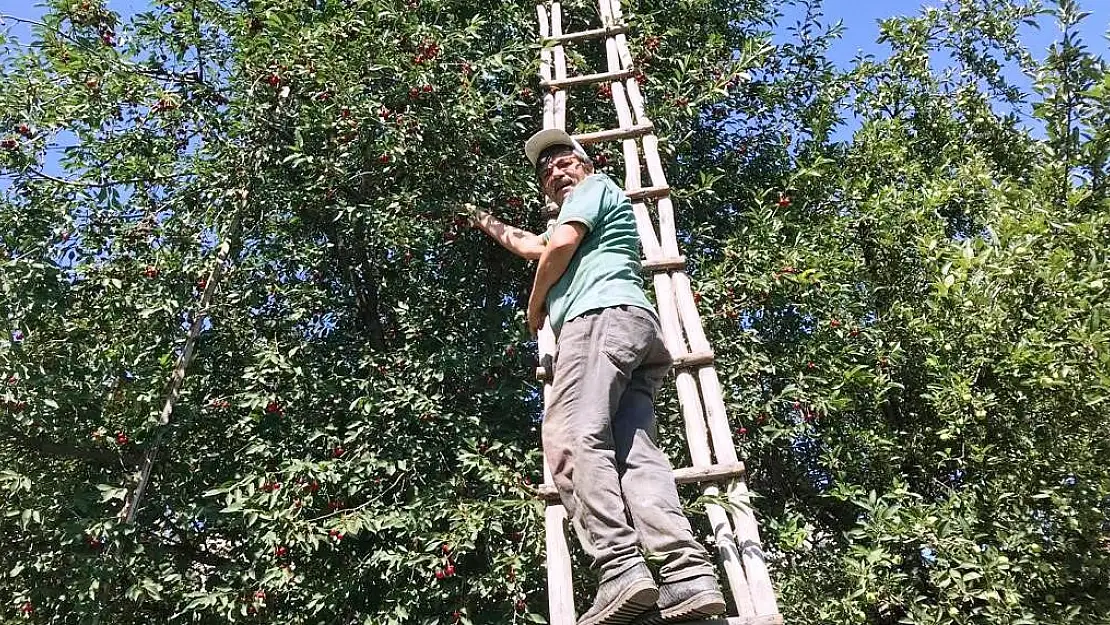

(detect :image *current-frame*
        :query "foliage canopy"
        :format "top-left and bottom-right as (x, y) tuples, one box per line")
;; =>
(0, 0), (1107, 623)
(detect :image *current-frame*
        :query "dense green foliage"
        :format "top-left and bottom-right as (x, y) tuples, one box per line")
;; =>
(0, 0), (1107, 623)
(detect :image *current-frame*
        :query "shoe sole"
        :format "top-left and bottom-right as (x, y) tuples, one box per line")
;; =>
(578, 580), (660, 625)
(636, 590), (727, 625)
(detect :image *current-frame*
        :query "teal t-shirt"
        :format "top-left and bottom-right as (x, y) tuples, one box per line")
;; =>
(542, 173), (654, 335)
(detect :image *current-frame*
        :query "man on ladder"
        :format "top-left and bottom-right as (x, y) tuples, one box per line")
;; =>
(469, 129), (726, 625)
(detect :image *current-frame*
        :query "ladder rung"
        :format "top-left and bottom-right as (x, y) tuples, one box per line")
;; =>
(625, 185), (671, 201)
(673, 350), (715, 370)
(643, 256), (686, 273)
(543, 23), (629, 45)
(535, 461), (747, 501)
(542, 69), (633, 90)
(573, 123), (654, 146)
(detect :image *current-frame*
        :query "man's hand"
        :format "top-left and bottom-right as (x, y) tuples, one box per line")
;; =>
(527, 295), (548, 336)
(462, 203), (485, 228)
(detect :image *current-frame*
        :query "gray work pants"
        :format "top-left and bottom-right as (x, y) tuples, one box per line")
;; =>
(543, 305), (716, 583)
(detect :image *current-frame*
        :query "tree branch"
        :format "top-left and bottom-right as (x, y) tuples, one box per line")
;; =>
(24, 168), (193, 188)
(4, 432), (122, 466)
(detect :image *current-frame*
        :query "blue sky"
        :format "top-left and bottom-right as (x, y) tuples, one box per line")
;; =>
(776, 0), (1108, 66)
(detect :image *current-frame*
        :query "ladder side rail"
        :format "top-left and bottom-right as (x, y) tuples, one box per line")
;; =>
(538, 4), (556, 129)
(538, 7), (576, 625)
(675, 275), (776, 616)
(600, 0), (650, 126)
(599, 4), (644, 194)
(674, 371), (756, 617)
(551, 1), (567, 129)
(544, 458), (577, 625)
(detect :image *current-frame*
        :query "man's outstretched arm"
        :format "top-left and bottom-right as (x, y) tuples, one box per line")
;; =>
(469, 206), (546, 261)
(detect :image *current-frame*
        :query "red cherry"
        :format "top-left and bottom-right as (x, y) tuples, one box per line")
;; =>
(441, 543), (451, 554)
(275, 546), (287, 557)
(693, 291), (702, 304)
(143, 266), (158, 278)
(445, 564), (456, 576)
(20, 602), (33, 614)
(265, 401), (282, 414)
(254, 590), (266, 600)
(778, 196), (792, 208)
(15, 124), (31, 137)
(850, 329), (861, 337)
(266, 73), (280, 87)
(645, 36), (661, 51)
(435, 569), (445, 580)
(806, 362), (815, 370)
(378, 153), (391, 164)
(830, 319), (841, 328)
(409, 87), (420, 99)
(515, 599), (527, 613)
(332, 446), (344, 458)
(196, 278), (207, 290)
(422, 84), (433, 93)
(116, 432), (129, 445)
(737, 427), (748, 436)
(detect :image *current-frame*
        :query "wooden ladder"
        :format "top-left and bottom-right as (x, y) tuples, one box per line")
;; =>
(532, 2), (783, 625)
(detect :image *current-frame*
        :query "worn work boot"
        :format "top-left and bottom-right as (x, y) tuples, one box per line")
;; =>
(577, 563), (659, 625)
(632, 575), (726, 624)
